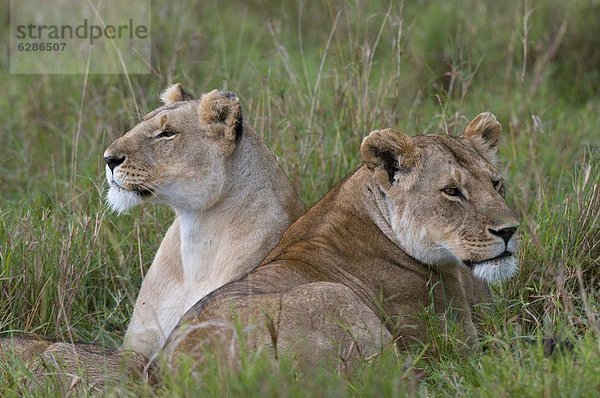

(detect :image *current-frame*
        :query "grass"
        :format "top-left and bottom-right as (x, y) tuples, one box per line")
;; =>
(1, 0), (599, 396)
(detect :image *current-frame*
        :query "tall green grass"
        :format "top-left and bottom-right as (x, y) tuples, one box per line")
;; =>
(1, 0), (598, 395)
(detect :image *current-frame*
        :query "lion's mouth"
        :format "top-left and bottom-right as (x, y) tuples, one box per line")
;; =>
(111, 181), (153, 197)
(463, 251), (513, 268)
(134, 187), (153, 197)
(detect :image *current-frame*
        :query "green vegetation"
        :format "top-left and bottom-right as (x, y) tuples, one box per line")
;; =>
(1, 0), (598, 396)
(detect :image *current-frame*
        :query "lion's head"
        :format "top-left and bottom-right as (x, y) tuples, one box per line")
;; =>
(361, 113), (519, 282)
(103, 85), (244, 213)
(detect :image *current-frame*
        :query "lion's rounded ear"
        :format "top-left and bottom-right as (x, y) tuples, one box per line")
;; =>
(198, 89), (243, 142)
(462, 112), (501, 161)
(360, 129), (419, 187)
(160, 83), (194, 105)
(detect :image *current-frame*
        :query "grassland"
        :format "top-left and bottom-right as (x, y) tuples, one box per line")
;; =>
(1, 0), (598, 396)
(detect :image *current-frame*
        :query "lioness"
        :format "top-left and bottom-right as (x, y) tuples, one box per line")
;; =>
(107, 85), (305, 358)
(1, 85), (305, 385)
(165, 113), (519, 363)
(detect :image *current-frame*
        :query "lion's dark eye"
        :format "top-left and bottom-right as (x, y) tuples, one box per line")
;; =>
(442, 186), (461, 197)
(156, 130), (176, 139)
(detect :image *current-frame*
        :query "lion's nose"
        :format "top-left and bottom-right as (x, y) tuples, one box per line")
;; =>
(104, 155), (125, 172)
(489, 226), (518, 245)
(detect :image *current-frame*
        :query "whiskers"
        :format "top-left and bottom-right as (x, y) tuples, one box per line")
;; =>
(134, 176), (166, 201)
(104, 171), (169, 214)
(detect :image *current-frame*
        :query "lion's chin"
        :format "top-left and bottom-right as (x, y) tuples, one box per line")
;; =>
(106, 185), (144, 213)
(472, 255), (518, 283)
